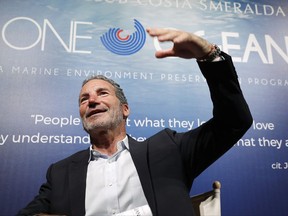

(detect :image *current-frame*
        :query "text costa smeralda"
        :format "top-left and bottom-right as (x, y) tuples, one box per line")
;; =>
(87, 0), (286, 17)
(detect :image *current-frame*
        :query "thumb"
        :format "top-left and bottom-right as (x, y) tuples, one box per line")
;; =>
(155, 49), (175, 58)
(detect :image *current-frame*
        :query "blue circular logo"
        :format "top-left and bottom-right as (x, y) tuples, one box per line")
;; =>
(100, 19), (146, 55)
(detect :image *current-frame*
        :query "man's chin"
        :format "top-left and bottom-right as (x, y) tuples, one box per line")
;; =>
(83, 123), (107, 133)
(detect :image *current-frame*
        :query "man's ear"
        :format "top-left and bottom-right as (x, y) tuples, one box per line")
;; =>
(122, 104), (130, 118)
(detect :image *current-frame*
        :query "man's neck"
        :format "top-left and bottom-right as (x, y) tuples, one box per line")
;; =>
(90, 130), (126, 156)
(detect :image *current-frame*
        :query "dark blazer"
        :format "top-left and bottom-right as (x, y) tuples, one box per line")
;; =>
(17, 53), (253, 216)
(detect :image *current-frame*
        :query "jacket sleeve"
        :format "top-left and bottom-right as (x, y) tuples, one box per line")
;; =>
(177, 52), (253, 182)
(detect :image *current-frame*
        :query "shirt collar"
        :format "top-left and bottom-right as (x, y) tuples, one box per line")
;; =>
(88, 135), (129, 162)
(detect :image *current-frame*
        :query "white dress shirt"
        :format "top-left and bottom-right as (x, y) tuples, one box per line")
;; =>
(85, 136), (150, 216)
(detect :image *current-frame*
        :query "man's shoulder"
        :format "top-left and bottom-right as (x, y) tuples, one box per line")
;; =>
(129, 128), (175, 141)
(52, 148), (89, 167)
(149, 128), (177, 139)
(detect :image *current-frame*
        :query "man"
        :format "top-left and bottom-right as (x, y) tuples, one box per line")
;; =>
(17, 28), (252, 216)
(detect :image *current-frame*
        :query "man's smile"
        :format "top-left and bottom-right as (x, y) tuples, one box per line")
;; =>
(86, 108), (108, 118)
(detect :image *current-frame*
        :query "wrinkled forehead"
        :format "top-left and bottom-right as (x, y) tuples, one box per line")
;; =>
(80, 79), (115, 95)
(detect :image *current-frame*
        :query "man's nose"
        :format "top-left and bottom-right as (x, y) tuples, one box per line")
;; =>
(88, 95), (99, 108)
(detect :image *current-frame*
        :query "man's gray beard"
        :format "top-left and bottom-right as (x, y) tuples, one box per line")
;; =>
(82, 114), (123, 133)
(82, 120), (106, 133)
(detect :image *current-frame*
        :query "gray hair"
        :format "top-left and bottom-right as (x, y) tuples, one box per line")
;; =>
(81, 75), (128, 105)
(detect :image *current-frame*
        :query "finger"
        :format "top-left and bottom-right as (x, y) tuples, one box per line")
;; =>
(155, 49), (175, 58)
(147, 28), (178, 40)
(146, 28), (166, 37)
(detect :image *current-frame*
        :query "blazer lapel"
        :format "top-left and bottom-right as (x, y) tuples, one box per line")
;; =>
(128, 137), (157, 216)
(68, 149), (89, 216)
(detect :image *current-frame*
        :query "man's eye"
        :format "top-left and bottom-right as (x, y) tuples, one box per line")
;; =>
(99, 91), (108, 96)
(80, 98), (88, 103)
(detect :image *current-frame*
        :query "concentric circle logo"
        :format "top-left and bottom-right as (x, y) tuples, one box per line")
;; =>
(100, 19), (146, 55)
